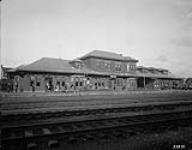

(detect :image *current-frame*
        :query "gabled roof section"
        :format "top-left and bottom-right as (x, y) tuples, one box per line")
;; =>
(8, 65), (25, 72)
(137, 66), (168, 72)
(9, 57), (96, 74)
(21, 57), (72, 73)
(135, 66), (176, 78)
(80, 50), (138, 62)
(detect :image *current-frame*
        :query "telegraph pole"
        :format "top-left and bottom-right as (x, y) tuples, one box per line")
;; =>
(0, 2), (2, 79)
(143, 67), (146, 89)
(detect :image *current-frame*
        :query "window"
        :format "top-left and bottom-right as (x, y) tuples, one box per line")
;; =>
(75, 82), (79, 86)
(79, 82), (83, 86)
(30, 81), (34, 86)
(115, 64), (121, 72)
(62, 81), (65, 87)
(100, 62), (104, 69)
(36, 82), (40, 86)
(116, 78), (122, 86)
(127, 64), (130, 72)
(107, 64), (111, 71)
(104, 63), (110, 70)
(130, 64), (136, 71)
(119, 65), (121, 71)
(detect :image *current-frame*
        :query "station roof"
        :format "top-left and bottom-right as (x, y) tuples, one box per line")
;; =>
(8, 57), (178, 79)
(7, 49), (180, 79)
(135, 70), (177, 79)
(8, 58), (91, 74)
(80, 50), (138, 62)
(137, 66), (168, 72)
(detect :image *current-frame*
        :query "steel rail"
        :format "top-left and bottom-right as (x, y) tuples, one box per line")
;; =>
(2, 101), (192, 124)
(2, 110), (192, 150)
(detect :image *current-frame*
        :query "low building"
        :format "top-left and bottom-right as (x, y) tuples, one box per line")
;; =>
(0, 66), (14, 91)
(1, 65), (13, 79)
(6, 50), (182, 92)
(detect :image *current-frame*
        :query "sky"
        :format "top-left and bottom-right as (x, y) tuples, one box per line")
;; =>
(1, 0), (192, 77)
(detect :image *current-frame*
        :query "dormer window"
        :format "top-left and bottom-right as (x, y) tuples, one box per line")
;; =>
(70, 59), (83, 69)
(158, 68), (168, 75)
(162, 70), (168, 75)
(74, 62), (81, 69)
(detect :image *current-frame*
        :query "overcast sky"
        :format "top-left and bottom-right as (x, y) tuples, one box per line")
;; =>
(1, 0), (192, 77)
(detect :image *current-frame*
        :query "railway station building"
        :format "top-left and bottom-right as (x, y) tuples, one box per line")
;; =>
(6, 50), (182, 92)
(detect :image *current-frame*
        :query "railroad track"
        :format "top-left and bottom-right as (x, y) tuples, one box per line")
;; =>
(2, 101), (192, 124)
(2, 95), (192, 111)
(2, 91), (192, 104)
(2, 110), (192, 150)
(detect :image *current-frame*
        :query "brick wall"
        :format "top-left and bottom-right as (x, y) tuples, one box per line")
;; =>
(14, 72), (139, 92)
(83, 57), (137, 73)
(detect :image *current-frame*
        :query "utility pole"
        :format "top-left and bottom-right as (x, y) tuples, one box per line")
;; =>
(143, 67), (146, 89)
(0, 3), (2, 80)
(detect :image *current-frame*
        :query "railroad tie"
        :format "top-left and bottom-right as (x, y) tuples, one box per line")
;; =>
(7, 131), (17, 139)
(68, 136), (78, 144)
(24, 130), (34, 137)
(84, 134), (95, 141)
(57, 126), (65, 133)
(42, 128), (51, 135)
(27, 143), (38, 150)
(48, 140), (60, 148)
